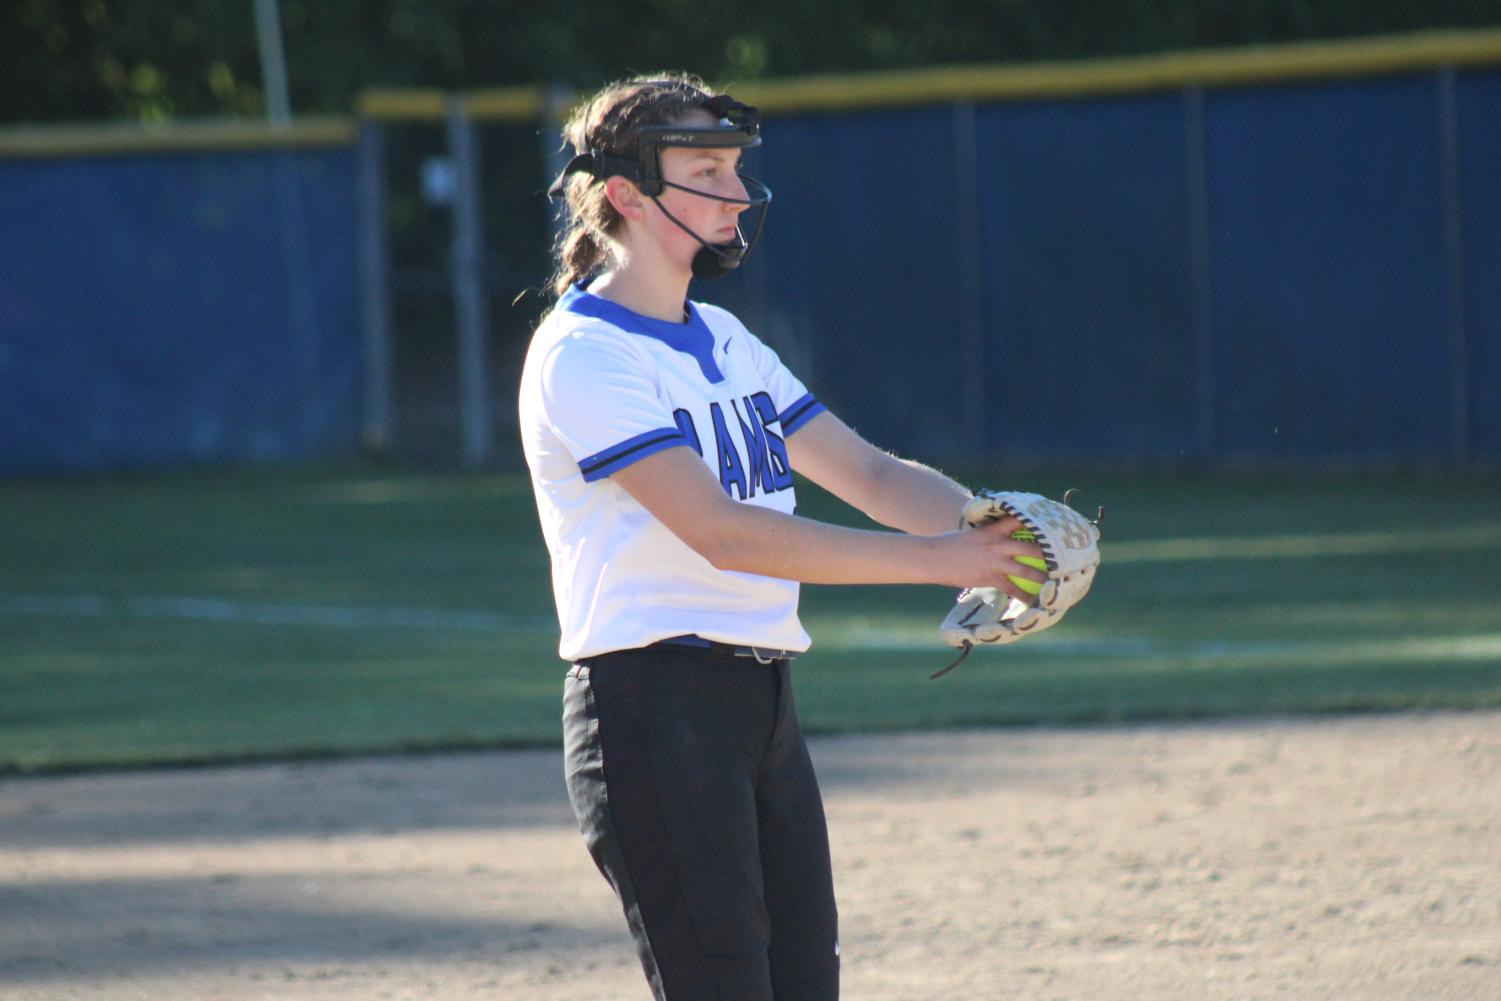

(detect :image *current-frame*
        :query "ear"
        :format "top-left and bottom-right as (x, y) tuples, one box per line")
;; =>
(603, 176), (647, 220)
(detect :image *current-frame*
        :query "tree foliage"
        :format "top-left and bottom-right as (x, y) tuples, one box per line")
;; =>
(4, 0), (1500, 125)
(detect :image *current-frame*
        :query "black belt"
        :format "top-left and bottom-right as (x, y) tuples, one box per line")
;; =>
(651, 634), (801, 663)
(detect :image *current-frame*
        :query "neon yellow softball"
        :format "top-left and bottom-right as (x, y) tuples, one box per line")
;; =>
(1009, 529), (1046, 596)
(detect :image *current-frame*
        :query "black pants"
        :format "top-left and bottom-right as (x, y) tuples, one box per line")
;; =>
(563, 645), (840, 1001)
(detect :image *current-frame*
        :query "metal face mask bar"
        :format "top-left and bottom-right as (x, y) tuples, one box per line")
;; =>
(547, 94), (773, 280)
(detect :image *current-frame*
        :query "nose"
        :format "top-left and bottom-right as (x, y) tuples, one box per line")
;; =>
(723, 173), (750, 209)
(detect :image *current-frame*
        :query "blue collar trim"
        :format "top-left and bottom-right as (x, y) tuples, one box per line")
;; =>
(559, 284), (725, 384)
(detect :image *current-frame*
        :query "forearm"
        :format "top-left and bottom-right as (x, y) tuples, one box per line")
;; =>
(784, 413), (972, 535)
(854, 457), (972, 535)
(612, 443), (1034, 594)
(702, 503), (951, 585)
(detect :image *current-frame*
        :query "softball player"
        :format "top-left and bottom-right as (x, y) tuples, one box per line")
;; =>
(519, 73), (1043, 1001)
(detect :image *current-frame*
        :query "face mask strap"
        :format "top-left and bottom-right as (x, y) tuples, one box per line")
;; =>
(649, 174), (772, 281)
(656, 177), (760, 207)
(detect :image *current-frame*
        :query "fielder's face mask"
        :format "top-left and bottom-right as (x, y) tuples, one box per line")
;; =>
(547, 93), (772, 280)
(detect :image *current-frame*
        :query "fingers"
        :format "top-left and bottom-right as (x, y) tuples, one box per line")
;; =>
(973, 518), (1043, 557)
(938, 521), (1049, 598)
(996, 578), (1039, 605)
(970, 512), (1026, 535)
(969, 520), (1045, 600)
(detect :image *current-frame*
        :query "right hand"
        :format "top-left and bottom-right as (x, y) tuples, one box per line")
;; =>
(930, 516), (1046, 602)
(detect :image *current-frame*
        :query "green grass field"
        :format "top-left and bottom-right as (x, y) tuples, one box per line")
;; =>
(2, 461), (1499, 773)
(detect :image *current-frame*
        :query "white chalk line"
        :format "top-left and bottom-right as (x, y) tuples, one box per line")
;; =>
(815, 628), (1501, 661)
(3, 593), (1499, 663)
(1109, 522), (1501, 563)
(0, 593), (553, 634)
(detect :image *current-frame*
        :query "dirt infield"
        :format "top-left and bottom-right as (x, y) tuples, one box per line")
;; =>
(3, 710), (1498, 1001)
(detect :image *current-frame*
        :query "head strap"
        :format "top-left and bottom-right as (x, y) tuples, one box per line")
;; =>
(547, 150), (647, 199)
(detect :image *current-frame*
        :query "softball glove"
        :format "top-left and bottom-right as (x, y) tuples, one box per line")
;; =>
(934, 489), (1102, 678)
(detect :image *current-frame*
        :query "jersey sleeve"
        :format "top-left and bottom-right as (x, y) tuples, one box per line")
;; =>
(538, 331), (692, 482)
(732, 316), (826, 436)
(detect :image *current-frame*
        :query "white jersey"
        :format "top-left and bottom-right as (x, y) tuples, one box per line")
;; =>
(519, 284), (826, 661)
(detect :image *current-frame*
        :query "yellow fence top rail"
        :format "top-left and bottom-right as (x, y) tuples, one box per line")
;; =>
(0, 116), (356, 159)
(357, 85), (546, 121)
(356, 26), (1501, 123)
(5, 26), (1498, 152)
(730, 27), (1501, 112)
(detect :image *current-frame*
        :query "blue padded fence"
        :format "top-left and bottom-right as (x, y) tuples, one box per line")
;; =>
(0, 145), (362, 473)
(1205, 76), (1451, 461)
(714, 67), (1501, 465)
(5, 60), (1498, 473)
(974, 93), (1198, 459)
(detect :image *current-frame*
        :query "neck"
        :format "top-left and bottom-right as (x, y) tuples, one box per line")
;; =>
(588, 252), (692, 323)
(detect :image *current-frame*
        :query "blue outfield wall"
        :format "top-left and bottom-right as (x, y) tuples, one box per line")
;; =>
(974, 93), (1198, 459)
(1205, 75), (1451, 461)
(7, 57), (1498, 473)
(0, 146), (362, 473)
(716, 67), (1500, 465)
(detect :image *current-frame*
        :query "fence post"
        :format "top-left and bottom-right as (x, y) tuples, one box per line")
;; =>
(1438, 65), (1470, 463)
(1183, 83), (1217, 461)
(446, 94), (494, 468)
(356, 118), (394, 451)
(541, 84), (574, 248)
(951, 99), (986, 452)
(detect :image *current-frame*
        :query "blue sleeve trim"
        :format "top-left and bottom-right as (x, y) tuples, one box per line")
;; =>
(578, 427), (690, 482)
(778, 394), (826, 436)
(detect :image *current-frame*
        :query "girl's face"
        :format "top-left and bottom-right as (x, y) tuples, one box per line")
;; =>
(648, 110), (752, 266)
